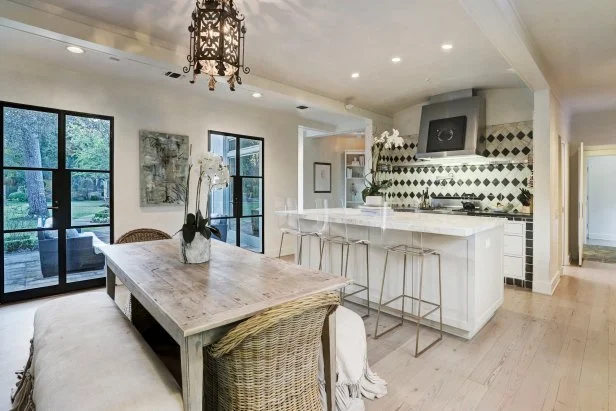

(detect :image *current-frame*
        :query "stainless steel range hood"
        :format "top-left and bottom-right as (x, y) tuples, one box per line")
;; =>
(416, 89), (486, 161)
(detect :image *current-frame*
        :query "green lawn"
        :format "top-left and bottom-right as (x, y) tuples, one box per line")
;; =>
(4, 200), (108, 230)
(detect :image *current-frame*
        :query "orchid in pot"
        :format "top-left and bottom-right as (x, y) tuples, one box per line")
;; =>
(179, 147), (230, 264)
(362, 129), (405, 206)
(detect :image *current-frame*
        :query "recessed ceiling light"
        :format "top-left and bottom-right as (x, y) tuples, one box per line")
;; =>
(506, 67), (517, 73)
(66, 45), (84, 54)
(391, 57), (401, 63)
(252, 92), (262, 98)
(441, 43), (453, 51)
(351, 72), (360, 79)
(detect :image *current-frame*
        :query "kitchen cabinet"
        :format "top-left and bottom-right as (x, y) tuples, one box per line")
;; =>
(503, 221), (529, 283)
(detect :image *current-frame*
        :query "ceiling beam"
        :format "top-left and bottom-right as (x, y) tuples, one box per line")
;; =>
(458, 0), (557, 96)
(0, 0), (391, 126)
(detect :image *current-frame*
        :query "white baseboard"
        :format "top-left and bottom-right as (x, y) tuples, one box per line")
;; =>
(589, 233), (616, 241)
(532, 269), (561, 295)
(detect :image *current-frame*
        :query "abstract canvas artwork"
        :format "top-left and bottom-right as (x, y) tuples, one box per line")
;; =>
(139, 130), (189, 206)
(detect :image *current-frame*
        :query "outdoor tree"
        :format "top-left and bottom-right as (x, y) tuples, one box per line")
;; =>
(3, 108), (57, 217)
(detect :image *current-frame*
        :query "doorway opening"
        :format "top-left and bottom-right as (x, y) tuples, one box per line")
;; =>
(584, 154), (616, 263)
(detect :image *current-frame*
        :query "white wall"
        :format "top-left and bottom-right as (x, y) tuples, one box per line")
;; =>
(570, 109), (616, 145)
(532, 90), (569, 295)
(303, 135), (364, 208)
(587, 156), (616, 241)
(0, 54), (333, 256)
(392, 87), (534, 134)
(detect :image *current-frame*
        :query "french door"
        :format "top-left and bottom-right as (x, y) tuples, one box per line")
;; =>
(208, 131), (264, 254)
(0, 102), (113, 303)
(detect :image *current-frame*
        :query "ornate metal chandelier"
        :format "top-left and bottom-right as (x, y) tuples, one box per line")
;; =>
(183, 0), (250, 91)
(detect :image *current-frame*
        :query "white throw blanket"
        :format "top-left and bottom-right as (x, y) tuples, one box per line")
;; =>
(319, 306), (388, 411)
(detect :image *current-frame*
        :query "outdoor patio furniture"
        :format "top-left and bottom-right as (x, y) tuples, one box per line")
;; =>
(37, 229), (106, 278)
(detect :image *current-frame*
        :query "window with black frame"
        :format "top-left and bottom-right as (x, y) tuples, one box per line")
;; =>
(208, 131), (264, 254)
(1, 102), (113, 303)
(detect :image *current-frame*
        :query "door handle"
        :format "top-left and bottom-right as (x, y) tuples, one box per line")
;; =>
(47, 206), (59, 210)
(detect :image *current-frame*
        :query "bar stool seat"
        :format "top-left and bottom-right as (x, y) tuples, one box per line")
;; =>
(374, 242), (443, 357)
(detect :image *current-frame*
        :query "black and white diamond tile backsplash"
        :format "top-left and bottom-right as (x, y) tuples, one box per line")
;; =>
(380, 121), (533, 211)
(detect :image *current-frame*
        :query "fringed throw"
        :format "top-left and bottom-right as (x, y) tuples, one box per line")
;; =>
(10, 339), (35, 411)
(318, 306), (388, 411)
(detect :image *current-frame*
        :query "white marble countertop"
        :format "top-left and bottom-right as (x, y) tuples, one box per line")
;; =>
(282, 208), (505, 237)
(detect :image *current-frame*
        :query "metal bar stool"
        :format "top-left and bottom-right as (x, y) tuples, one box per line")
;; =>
(275, 197), (317, 265)
(374, 242), (443, 357)
(317, 202), (371, 317)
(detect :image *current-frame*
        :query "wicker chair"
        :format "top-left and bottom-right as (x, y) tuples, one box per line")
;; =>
(205, 293), (340, 411)
(116, 229), (172, 321)
(116, 228), (172, 244)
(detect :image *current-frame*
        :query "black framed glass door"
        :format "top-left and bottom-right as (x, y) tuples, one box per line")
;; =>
(1, 102), (113, 303)
(208, 131), (264, 253)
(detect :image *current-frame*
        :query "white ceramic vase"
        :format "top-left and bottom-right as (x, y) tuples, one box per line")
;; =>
(180, 234), (211, 264)
(365, 195), (384, 207)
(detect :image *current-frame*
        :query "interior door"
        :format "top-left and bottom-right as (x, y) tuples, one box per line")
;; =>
(209, 131), (264, 254)
(1, 102), (113, 303)
(578, 142), (585, 266)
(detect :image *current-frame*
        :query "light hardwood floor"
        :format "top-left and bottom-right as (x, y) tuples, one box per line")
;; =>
(1, 260), (614, 410)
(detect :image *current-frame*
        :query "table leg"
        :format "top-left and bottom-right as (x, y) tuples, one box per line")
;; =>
(180, 333), (205, 411)
(106, 265), (115, 300)
(322, 309), (336, 411)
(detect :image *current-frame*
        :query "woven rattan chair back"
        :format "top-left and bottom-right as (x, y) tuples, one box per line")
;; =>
(116, 228), (172, 244)
(205, 293), (339, 411)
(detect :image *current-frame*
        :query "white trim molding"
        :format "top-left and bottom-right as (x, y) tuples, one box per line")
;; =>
(533, 269), (562, 295)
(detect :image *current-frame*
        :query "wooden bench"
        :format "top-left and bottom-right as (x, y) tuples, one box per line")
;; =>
(24, 292), (183, 410)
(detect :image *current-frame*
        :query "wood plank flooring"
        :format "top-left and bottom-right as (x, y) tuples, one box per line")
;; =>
(1, 260), (614, 410)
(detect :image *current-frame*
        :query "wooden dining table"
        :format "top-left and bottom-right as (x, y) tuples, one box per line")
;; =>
(100, 239), (349, 411)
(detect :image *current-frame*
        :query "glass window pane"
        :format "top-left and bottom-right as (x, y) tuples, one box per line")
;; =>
(3, 107), (58, 169)
(71, 172), (110, 226)
(239, 217), (262, 253)
(210, 183), (234, 218)
(211, 218), (235, 246)
(67, 226), (109, 283)
(210, 133), (236, 176)
(4, 170), (53, 230)
(239, 139), (262, 176)
(4, 230), (58, 292)
(242, 178), (262, 216)
(66, 116), (110, 171)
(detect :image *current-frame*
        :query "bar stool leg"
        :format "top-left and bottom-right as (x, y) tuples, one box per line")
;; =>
(374, 250), (390, 338)
(415, 255), (425, 357)
(365, 243), (370, 317)
(297, 235), (304, 265)
(278, 232), (285, 258)
(318, 238), (325, 271)
(401, 252), (407, 326)
(438, 253), (443, 338)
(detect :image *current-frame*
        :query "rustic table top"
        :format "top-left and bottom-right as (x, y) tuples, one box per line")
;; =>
(100, 239), (349, 338)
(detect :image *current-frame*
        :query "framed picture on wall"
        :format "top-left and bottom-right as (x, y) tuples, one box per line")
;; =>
(314, 162), (332, 193)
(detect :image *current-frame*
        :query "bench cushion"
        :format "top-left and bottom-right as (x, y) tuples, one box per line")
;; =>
(33, 292), (183, 411)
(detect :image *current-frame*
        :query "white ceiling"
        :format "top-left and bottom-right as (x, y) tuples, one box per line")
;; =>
(0, 25), (365, 129)
(14, 0), (526, 116)
(511, 0), (616, 111)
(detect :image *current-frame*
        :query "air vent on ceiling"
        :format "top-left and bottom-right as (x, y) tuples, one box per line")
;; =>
(296, 105), (309, 110)
(165, 71), (183, 79)
(109, 56), (120, 62)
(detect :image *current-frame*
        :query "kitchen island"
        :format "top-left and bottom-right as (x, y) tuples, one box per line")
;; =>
(289, 209), (505, 339)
